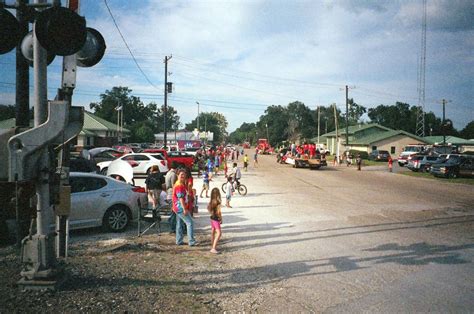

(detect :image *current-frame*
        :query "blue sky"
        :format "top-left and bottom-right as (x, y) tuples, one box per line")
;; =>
(1, 0), (473, 132)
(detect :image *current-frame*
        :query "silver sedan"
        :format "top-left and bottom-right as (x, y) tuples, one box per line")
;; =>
(69, 172), (147, 232)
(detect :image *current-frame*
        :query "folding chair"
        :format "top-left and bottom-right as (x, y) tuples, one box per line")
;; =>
(137, 199), (170, 237)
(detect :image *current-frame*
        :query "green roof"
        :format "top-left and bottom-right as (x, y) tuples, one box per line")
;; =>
(349, 130), (427, 145)
(83, 111), (130, 134)
(322, 123), (392, 137)
(423, 136), (473, 145)
(1, 111), (130, 134)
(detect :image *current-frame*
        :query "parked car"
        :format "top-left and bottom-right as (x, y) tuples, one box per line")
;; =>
(430, 155), (474, 178)
(406, 155), (439, 172)
(97, 153), (169, 175)
(69, 172), (147, 232)
(87, 148), (122, 165)
(368, 150), (391, 162)
(398, 145), (426, 166)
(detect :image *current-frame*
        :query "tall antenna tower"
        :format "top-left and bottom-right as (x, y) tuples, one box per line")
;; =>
(416, 0), (427, 137)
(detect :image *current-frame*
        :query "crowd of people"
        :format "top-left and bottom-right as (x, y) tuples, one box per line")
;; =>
(144, 145), (248, 254)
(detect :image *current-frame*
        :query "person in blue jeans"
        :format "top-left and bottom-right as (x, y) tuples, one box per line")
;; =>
(172, 169), (197, 246)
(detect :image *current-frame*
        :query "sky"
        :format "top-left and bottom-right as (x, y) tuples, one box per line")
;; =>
(1, 0), (473, 132)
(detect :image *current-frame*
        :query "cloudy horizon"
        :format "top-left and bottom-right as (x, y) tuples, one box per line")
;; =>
(1, 0), (472, 132)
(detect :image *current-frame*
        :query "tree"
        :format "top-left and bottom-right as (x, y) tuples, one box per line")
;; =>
(0, 104), (16, 120)
(228, 122), (256, 144)
(347, 99), (366, 125)
(186, 112), (228, 144)
(132, 123), (155, 142)
(90, 87), (153, 127)
(460, 121), (474, 139)
(89, 87), (181, 143)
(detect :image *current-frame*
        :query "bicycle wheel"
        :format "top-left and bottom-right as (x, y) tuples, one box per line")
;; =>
(221, 182), (226, 193)
(237, 184), (247, 196)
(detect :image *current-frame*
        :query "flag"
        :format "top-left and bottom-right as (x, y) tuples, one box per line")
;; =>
(115, 105), (122, 111)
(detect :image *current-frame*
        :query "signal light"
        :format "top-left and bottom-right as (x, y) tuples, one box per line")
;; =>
(20, 31), (56, 66)
(0, 8), (21, 54)
(76, 27), (106, 67)
(34, 6), (87, 56)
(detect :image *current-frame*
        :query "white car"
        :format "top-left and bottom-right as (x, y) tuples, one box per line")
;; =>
(69, 172), (147, 232)
(97, 153), (169, 175)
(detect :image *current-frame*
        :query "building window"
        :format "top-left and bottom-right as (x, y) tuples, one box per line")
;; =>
(86, 137), (91, 146)
(372, 145), (377, 151)
(391, 146), (396, 154)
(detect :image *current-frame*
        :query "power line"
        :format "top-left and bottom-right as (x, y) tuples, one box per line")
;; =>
(103, 0), (162, 92)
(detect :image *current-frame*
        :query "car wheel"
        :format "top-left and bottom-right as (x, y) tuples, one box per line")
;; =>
(103, 205), (130, 232)
(101, 167), (108, 175)
(448, 171), (458, 179)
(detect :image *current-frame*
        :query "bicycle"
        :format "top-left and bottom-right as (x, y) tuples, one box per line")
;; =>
(221, 178), (247, 196)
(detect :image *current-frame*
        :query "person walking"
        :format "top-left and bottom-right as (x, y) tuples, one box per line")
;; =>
(253, 150), (259, 167)
(145, 165), (164, 209)
(225, 176), (233, 208)
(207, 187), (223, 254)
(173, 169), (197, 246)
(200, 169), (210, 198)
(356, 153), (362, 171)
(165, 162), (178, 233)
(388, 156), (393, 172)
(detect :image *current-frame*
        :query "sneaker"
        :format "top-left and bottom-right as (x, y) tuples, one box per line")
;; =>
(189, 242), (199, 247)
(210, 249), (218, 254)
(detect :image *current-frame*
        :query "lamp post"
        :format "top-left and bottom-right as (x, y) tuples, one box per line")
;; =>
(196, 101), (200, 131)
(265, 123), (269, 141)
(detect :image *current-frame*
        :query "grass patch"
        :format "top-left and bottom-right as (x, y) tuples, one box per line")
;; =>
(325, 155), (384, 167)
(400, 171), (474, 185)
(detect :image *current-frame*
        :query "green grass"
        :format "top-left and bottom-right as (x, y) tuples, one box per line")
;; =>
(400, 171), (474, 185)
(325, 155), (384, 167)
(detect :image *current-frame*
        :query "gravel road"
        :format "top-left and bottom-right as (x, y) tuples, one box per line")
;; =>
(1, 152), (473, 312)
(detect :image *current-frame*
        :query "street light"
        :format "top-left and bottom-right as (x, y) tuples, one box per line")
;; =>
(265, 123), (269, 140)
(196, 101), (200, 131)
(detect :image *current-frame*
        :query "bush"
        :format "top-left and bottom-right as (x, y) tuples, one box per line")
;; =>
(348, 150), (368, 159)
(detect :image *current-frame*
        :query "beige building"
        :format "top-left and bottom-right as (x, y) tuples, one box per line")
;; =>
(316, 124), (428, 156)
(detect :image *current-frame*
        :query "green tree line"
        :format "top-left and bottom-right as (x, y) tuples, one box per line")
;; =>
(228, 100), (473, 146)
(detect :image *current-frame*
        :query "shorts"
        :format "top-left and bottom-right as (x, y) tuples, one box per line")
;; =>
(211, 219), (221, 230)
(202, 182), (209, 190)
(244, 162), (248, 168)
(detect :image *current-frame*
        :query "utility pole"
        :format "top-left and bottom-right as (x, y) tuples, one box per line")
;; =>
(441, 99), (451, 145)
(196, 101), (200, 131)
(333, 104), (339, 165)
(15, 0), (30, 128)
(163, 55), (172, 149)
(345, 85), (349, 147)
(317, 105), (320, 144)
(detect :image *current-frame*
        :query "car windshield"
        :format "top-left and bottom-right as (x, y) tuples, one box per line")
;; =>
(151, 154), (164, 160)
(405, 146), (421, 152)
(446, 156), (461, 164)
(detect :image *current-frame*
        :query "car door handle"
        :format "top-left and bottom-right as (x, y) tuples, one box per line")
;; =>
(100, 193), (110, 197)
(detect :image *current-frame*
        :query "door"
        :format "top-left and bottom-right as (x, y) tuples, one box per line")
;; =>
(70, 176), (111, 229)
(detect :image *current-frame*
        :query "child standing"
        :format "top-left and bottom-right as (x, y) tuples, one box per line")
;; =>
(243, 154), (249, 171)
(225, 176), (233, 208)
(208, 188), (222, 254)
(200, 169), (210, 198)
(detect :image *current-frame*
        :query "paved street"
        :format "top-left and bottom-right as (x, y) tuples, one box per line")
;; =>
(201, 152), (474, 312)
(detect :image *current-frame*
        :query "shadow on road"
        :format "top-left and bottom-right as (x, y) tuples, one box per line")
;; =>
(186, 240), (473, 295)
(224, 215), (474, 252)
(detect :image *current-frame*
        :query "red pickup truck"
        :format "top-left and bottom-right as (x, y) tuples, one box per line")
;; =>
(142, 149), (194, 169)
